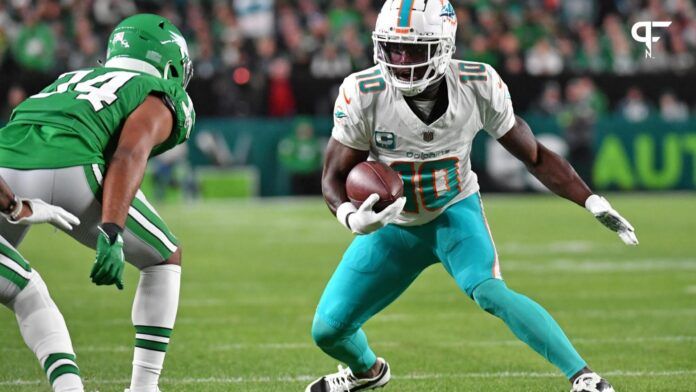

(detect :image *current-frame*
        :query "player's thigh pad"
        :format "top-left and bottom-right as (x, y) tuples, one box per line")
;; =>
(434, 192), (501, 297)
(316, 224), (436, 330)
(0, 235), (32, 304)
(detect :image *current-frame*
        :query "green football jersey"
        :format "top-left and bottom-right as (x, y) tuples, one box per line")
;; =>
(0, 66), (195, 169)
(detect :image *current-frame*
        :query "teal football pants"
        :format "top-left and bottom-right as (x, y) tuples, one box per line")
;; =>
(312, 193), (586, 378)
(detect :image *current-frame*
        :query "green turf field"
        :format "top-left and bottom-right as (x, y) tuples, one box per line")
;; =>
(1, 194), (694, 391)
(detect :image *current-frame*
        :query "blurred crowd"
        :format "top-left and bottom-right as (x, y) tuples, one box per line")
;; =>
(0, 0), (695, 118)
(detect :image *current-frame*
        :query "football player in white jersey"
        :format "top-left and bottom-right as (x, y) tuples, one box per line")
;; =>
(305, 1), (637, 391)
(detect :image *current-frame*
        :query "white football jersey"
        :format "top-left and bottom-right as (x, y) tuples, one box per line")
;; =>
(332, 60), (515, 226)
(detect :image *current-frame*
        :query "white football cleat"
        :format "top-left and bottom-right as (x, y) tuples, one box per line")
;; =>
(305, 357), (391, 392)
(124, 388), (161, 392)
(571, 372), (615, 392)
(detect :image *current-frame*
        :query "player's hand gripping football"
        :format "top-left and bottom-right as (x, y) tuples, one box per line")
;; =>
(585, 194), (638, 245)
(5, 198), (80, 231)
(90, 226), (125, 290)
(339, 193), (407, 235)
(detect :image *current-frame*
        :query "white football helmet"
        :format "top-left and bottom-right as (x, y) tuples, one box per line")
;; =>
(372, 0), (457, 96)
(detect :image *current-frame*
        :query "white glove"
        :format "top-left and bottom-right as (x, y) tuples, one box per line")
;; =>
(6, 198), (80, 231)
(585, 194), (638, 245)
(336, 193), (406, 235)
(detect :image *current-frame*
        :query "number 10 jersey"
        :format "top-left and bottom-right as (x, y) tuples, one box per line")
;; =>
(0, 66), (195, 169)
(332, 60), (515, 226)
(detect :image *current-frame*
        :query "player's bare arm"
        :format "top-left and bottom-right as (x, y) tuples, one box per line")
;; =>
(498, 115), (638, 245)
(322, 138), (405, 235)
(101, 95), (174, 226)
(0, 176), (24, 218)
(497, 116), (592, 206)
(90, 95), (174, 289)
(321, 138), (368, 215)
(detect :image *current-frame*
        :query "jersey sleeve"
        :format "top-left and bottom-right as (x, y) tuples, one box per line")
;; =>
(480, 64), (515, 139)
(331, 76), (370, 151)
(117, 75), (195, 157)
(151, 82), (195, 156)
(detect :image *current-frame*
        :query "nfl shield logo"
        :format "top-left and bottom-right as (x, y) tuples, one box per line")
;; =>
(422, 130), (434, 142)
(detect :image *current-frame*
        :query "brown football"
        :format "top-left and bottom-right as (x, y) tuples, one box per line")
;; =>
(346, 161), (404, 212)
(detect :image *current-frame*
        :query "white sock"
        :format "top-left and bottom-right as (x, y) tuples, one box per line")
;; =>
(10, 271), (84, 392)
(52, 374), (83, 392)
(130, 264), (181, 392)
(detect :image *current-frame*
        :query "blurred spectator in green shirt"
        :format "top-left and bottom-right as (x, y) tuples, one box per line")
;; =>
(12, 10), (55, 73)
(278, 118), (324, 195)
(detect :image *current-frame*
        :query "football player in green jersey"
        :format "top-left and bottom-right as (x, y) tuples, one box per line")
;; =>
(0, 176), (83, 392)
(0, 14), (195, 392)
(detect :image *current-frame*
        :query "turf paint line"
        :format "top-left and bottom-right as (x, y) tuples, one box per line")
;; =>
(2, 370), (696, 386)
(370, 308), (696, 322)
(502, 258), (696, 272)
(499, 241), (601, 254)
(212, 335), (696, 350)
(1, 336), (693, 355)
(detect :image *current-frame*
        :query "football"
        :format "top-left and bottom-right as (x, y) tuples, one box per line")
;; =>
(346, 161), (404, 212)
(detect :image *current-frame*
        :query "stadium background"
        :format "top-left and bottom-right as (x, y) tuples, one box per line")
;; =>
(1, 0), (695, 197)
(0, 1), (695, 391)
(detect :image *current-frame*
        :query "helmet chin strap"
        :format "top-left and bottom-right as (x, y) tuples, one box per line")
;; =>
(399, 85), (427, 97)
(398, 72), (445, 97)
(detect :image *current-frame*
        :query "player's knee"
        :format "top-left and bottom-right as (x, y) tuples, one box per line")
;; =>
(9, 270), (59, 324)
(0, 281), (21, 306)
(472, 278), (510, 315)
(311, 315), (350, 348)
(163, 247), (182, 266)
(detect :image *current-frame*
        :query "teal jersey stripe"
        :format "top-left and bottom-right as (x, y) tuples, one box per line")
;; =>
(48, 364), (80, 384)
(135, 325), (173, 338)
(135, 338), (168, 352)
(0, 242), (30, 272)
(398, 0), (414, 27)
(0, 263), (29, 289)
(43, 353), (77, 373)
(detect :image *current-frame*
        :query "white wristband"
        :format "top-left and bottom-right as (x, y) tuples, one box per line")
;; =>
(336, 202), (357, 231)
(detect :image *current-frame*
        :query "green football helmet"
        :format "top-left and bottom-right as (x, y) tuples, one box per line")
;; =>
(105, 13), (193, 89)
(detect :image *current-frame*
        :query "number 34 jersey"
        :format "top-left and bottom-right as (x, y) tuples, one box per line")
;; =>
(0, 66), (195, 169)
(332, 60), (515, 226)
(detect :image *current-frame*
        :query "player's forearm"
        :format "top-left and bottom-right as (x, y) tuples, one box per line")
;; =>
(101, 151), (149, 227)
(322, 171), (349, 216)
(322, 138), (369, 216)
(526, 145), (592, 206)
(0, 176), (15, 212)
(499, 116), (592, 206)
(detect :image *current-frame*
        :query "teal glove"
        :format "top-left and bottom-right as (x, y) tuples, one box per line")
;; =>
(90, 227), (125, 290)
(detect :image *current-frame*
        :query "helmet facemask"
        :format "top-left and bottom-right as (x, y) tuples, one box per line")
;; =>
(181, 57), (193, 89)
(373, 33), (454, 96)
(164, 56), (194, 89)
